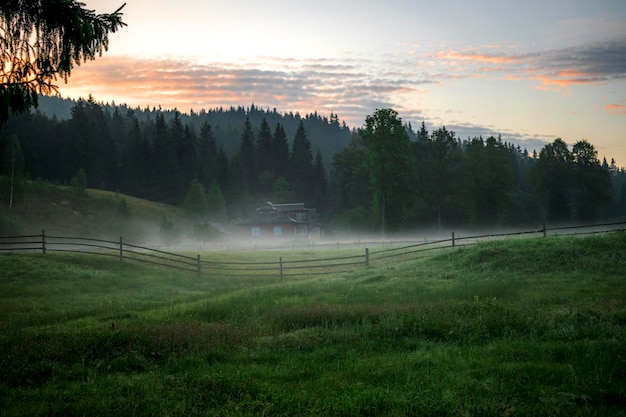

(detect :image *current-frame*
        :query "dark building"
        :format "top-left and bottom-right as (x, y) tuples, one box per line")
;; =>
(237, 202), (322, 239)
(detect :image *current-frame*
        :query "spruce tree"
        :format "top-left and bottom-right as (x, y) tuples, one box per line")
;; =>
(424, 126), (462, 229)
(256, 118), (274, 195)
(289, 121), (314, 203)
(312, 150), (327, 213)
(256, 118), (274, 175)
(177, 122), (198, 189)
(239, 117), (257, 193)
(0, 1), (126, 123)
(151, 112), (179, 203)
(273, 123), (290, 178)
(198, 122), (218, 190)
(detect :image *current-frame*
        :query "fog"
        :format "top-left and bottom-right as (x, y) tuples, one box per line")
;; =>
(138, 223), (551, 253)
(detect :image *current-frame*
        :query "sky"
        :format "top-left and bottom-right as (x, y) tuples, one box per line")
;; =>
(58, 0), (626, 165)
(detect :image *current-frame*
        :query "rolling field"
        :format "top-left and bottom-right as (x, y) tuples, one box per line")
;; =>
(1, 233), (625, 416)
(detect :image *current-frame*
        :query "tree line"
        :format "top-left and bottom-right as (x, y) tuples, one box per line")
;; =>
(0, 96), (346, 220)
(328, 109), (626, 232)
(1, 102), (625, 232)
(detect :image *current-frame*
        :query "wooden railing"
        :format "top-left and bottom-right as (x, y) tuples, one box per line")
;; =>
(1, 222), (624, 278)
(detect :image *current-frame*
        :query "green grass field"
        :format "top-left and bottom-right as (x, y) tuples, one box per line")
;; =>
(1, 233), (625, 416)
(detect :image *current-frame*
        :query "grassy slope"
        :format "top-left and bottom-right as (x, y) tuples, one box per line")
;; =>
(1, 233), (625, 416)
(0, 179), (185, 240)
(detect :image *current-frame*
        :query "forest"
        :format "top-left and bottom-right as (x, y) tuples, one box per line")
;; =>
(0, 96), (625, 234)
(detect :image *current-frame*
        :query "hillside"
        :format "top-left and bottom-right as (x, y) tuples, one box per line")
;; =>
(0, 179), (186, 243)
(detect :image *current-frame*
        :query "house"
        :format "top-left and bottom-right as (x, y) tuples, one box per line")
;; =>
(238, 202), (322, 239)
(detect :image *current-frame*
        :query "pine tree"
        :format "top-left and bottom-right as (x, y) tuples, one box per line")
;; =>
(198, 122), (217, 190)
(461, 137), (514, 226)
(289, 121), (314, 203)
(273, 123), (290, 178)
(0, 1), (126, 123)
(312, 150), (327, 213)
(120, 114), (150, 197)
(424, 126), (462, 229)
(417, 121), (429, 142)
(151, 112), (179, 203)
(68, 97), (116, 190)
(239, 117), (257, 194)
(256, 118), (274, 174)
(215, 147), (229, 191)
(177, 122), (198, 189)
(225, 155), (249, 218)
(256, 118), (274, 195)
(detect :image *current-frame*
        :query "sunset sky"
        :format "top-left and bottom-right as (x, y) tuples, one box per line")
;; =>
(59, 0), (626, 165)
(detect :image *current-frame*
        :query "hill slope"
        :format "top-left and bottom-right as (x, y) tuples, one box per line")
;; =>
(0, 179), (186, 242)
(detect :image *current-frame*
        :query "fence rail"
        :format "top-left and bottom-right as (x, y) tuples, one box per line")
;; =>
(1, 222), (624, 278)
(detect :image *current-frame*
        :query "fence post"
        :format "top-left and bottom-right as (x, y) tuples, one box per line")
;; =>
(197, 254), (201, 276)
(279, 256), (284, 280)
(542, 222), (547, 237)
(42, 229), (46, 254)
(452, 232), (455, 247)
(365, 248), (369, 267)
(119, 236), (123, 261)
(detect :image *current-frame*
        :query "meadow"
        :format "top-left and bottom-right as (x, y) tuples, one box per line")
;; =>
(1, 233), (625, 416)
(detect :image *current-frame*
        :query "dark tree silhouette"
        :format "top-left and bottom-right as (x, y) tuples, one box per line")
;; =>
(530, 138), (574, 223)
(289, 120), (314, 204)
(361, 108), (414, 233)
(0, 1), (126, 123)
(272, 122), (289, 178)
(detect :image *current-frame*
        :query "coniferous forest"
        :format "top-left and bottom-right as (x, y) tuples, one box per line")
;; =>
(1, 96), (625, 234)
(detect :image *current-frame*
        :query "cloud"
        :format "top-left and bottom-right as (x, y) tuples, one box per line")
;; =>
(61, 39), (625, 113)
(59, 54), (440, 128)
(531, 41), (626, 89)
(604, 103), (626, 115)
(438, 39), (626, 90)
(437, 50), (523, 65)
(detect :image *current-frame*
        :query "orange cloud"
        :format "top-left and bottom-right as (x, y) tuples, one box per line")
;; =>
(437, 50), (520, 65)
(604, 103), (626, 115)
(556, 70), (588, 78)
(55, 54), (436, 128)
(530, 72), (607, 90)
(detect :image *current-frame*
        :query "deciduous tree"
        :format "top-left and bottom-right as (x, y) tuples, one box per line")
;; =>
(183, 178), (208, 220)
(530, 138), (574, 223)
(571, 139), (613, 221)
(361, 108), (414, 234)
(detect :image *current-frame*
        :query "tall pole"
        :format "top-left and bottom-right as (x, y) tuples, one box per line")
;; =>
(381, 192), (386, 239)
(9, 150), (15, 208)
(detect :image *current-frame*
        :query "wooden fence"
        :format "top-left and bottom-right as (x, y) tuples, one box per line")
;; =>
(1, 221), (624, 278)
